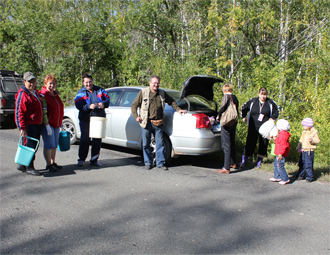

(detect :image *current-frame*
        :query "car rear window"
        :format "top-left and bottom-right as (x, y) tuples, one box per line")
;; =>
(166, 90), (213, 111)
(1, 78), (23, 93)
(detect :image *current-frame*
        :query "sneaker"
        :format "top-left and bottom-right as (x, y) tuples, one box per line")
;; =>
(52, 163), (63, 169)
(279, 180), (290, 185)
(306, 179), (312, 183)
(17, 164), (26, 172)
(91, 161), (102, 167)
(145, 165), (152, 170)
(46, 164), (58, 172)
(26, 168), (41, 176)
(77, 160), (85, 166)
(270, 177), (281, 182)
(158, 165), (168, 171)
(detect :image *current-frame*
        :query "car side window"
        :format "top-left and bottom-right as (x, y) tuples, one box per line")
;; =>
(119, 91), (139, 107)
(107, 91), (122, 106)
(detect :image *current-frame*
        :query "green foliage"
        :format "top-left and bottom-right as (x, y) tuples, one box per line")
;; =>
(1, 0), (329, 165)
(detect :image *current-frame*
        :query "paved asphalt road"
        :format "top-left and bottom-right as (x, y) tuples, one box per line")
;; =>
(1, 128), (329, 254)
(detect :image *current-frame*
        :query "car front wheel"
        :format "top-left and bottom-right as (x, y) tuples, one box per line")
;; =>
(61, 118), (77, 144)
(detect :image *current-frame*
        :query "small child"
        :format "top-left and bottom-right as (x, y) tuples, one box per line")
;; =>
(296, 118), (320, 183)
(270, 119), (291, 185)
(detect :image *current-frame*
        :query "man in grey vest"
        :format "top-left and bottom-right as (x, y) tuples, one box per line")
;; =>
(131, 75), (186, 170)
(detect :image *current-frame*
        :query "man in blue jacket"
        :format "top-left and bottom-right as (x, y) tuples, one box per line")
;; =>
(75, 73), (110, 166)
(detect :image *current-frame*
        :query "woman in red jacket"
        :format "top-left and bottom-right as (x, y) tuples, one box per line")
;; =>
(40, 74), (64, 172)
(15, 72), (43, 176)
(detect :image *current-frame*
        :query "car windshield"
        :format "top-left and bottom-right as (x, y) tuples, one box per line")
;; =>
(166, 90), (213, 111)
(1, 78), (23, 93)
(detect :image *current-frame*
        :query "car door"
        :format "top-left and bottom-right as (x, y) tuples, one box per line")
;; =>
(109, 89), (141, 148)
(104, 89), (124, 142)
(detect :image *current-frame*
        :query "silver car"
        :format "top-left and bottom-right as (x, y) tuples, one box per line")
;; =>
(62, 75), (223, 162)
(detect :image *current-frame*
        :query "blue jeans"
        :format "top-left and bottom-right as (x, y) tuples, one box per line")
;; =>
(141, 121), (165, 167)
(273, 156), (289, 182)
(298, 151), (314, 181)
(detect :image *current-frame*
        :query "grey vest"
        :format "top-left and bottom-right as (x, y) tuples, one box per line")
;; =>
(139, 87), (166, 128)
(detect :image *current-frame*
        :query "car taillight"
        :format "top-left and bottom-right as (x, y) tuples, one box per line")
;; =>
(0, 99), (6, 108)
(193, 113), (211, 129)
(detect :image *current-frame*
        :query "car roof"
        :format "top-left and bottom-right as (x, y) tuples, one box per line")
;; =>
(106, 75), (224, 101)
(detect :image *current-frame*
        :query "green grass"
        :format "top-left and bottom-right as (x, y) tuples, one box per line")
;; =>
(261, 158), (330, 182)
(207, 152), (330, 183)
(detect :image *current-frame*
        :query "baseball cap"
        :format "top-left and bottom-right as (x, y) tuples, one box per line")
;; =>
(23, 72), (36, 81)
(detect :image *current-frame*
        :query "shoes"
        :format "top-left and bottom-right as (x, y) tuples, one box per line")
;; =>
(91, 161), (102, 167)
(17, 164), (26, 172)
(46, 164), (58, 172)
(26, 162), (41, 176)
(256, 157), (263, 168)
(52, 163), (63, 169)
(217, 168), (230, 174)
(26, 168), (41, 176)
(270, 177), (281, 182)
(279, 180), (290, 185)
(158, 165), (168, 171)
(145, 165), (152, 170)
(297, 176), (304, 181)
(77, 160), (85, 166)
(230, 164), (237, 169)
(240, 155), (248, 167)
(306, 179), (312, 183)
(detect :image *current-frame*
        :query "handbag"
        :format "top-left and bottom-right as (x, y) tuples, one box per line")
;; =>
(150, 119), (163, 127)
(220, 95), (238, 127)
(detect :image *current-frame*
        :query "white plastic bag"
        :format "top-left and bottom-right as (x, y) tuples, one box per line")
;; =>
(259, 120), (278, 140)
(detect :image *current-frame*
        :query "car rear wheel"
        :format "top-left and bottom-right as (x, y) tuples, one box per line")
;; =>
(61, 118), (77, 144)
(151, 134), (172, 164)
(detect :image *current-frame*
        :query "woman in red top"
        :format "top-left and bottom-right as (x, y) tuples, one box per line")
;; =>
(40, 74), (64, 172)
(15, 72), (43, 176)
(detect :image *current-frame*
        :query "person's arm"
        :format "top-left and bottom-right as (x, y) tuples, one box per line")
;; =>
(164, 92), (186, 114)
(40, 95), (49, 124)
(217, 95), (229, 121)
(75, 90), (90, 111)
(16, 91), (27, 132)
(98, 88), (111, 108)
(241, 98), (253, 122)
(311, 130), (320, 145)
(270, 99), (279, 120)
(131, 91), (142, 120)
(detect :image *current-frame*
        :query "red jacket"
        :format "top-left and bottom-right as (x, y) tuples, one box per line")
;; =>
(274, 130), (291, 157)
(39, 86), (64, 128)
(15, 86), (43, 130)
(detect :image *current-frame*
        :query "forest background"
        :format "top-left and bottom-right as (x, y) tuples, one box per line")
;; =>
(1, 0), (329, 170)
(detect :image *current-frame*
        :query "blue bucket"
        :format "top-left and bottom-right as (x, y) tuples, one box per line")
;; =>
(58, 131), (71, 151)
(15, 136), (39, 166)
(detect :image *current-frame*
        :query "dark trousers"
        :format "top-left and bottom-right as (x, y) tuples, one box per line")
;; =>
(24, 124), (42, 163)
(78, 120), (102, 163)
(298, 151), (314, 181)
(221, 124), (237, 170)
(245, 125), (268, 157)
